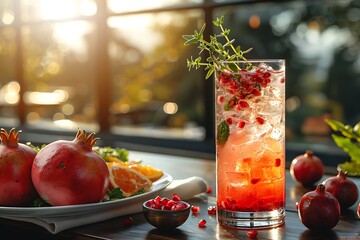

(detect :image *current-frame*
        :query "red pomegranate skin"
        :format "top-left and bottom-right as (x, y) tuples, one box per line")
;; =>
(32, 130), (109, 206)
(322, 171), (359, 209)
(298, 184), (340, 231)
(0, 128), (37, 206)
(290, 150), (324, 186)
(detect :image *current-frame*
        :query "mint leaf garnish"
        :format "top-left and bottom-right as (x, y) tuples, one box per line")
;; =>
(217, 120), (230, 145)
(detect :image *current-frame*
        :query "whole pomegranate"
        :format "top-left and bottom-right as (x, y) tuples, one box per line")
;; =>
(322, 170), (359, 209)
(290, 150), (324, 186)
(32, 129), (109, 206)
(298, 184), (340, 231)
(0, 128), (37, 206)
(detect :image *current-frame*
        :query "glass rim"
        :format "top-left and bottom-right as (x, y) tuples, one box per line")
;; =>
(219, 59), (285, 63)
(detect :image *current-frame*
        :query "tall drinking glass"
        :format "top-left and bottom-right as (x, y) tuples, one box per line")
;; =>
(215, 60), (286, 229)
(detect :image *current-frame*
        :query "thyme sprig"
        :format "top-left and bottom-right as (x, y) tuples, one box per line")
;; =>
(182, 15), (252, 79)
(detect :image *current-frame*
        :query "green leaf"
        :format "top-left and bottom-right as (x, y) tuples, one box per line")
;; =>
(354, 122), (360, 136)
(184, 38), (199, 45)
(199, 23), (206, 34)
(33, 197), (51, 207)
(217, 120), (230, 145)
(106, 187), (125, 200)
(332, 134), (360, 161)
(325, 119), (345, 132)
(93, 146), (129, 162)
(182, 35), (194, 40)
(338, 161), (360, 176)
(325, 119), (360, 141)
(205, 68), (214, 79)
(228, 62), (239, 72)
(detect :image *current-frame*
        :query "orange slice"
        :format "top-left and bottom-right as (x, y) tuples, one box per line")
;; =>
(108, 164), (152, 197)
(128, 164), (164, 182)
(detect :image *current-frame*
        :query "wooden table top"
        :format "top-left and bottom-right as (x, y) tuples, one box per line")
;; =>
(1, 150), (360, 240)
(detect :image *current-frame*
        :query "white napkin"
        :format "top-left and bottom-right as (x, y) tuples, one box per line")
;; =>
(1, 176), (208, 234)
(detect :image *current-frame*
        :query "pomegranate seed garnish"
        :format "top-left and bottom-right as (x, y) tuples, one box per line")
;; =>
(191, 205), (200, 214)
(207, 206), (216, 215)
(160, 197), (169, 206)
(164, 199), (176, 210)
(155, 196), (162, 206)
(275, 158), (281, 167)
(251, 178), (261, 184)
(252, 88), (261, 96)
(256, 117), (265, 125)
(239, 93), (246, 99)
(217, 96), (225, 104)
(171, 201), (188, 211)
(238, 121), (246, 129)
(263, 72), (271, 78)
(146, 199), (155, 207)
(220, 74), (229, 83)
(227, 97), (237, 107)
(198, 219), (207, 228)
(206, 185), (212, 194)
(151, 204), (162, 210)
(123, 217), (133, 227)
(235, 104), (242, 111)
(247, 230), (258, 238)
(239, 101), (249, 108)
(280, 77), (285, 83)
(172, 193), (181, 201)
(226, 117), (233, 125)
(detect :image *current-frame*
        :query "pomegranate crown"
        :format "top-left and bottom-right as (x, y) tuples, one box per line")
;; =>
(74, 129), (99, 150)
(0, 128), (20, 148)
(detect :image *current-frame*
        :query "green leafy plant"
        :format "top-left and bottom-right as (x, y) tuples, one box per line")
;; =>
(182, 15), (252, 79)
(93, 146), (129, 162)
(325, 119), (360, 176)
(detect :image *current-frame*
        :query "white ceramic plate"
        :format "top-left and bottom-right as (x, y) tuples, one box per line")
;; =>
(0, 173), (172, 218)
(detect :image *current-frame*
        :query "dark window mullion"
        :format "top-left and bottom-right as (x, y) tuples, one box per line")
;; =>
(95, 0), (111, 132)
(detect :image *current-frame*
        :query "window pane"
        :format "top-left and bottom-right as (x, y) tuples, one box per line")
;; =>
(214, 1), (360, 140)
(21, 0), (97, 22)
(22, 20), (99, 131)
(108, 10), (206, 140)
(107, 0), (204, 13)
(0, 24), (18, 124)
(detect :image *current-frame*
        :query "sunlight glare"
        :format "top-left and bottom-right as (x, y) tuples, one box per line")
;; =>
(24, 90), (69, 105)
(108, 15), (162, 54)
(163, 102), (178, 115)
(52, 21), (91, 57)
(39, 0), (77, 20)
(54, 119), (78, 129)
(0, 81), (20, 104)
(38, 0), (96, 20)
(2, 10), (14, 25)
